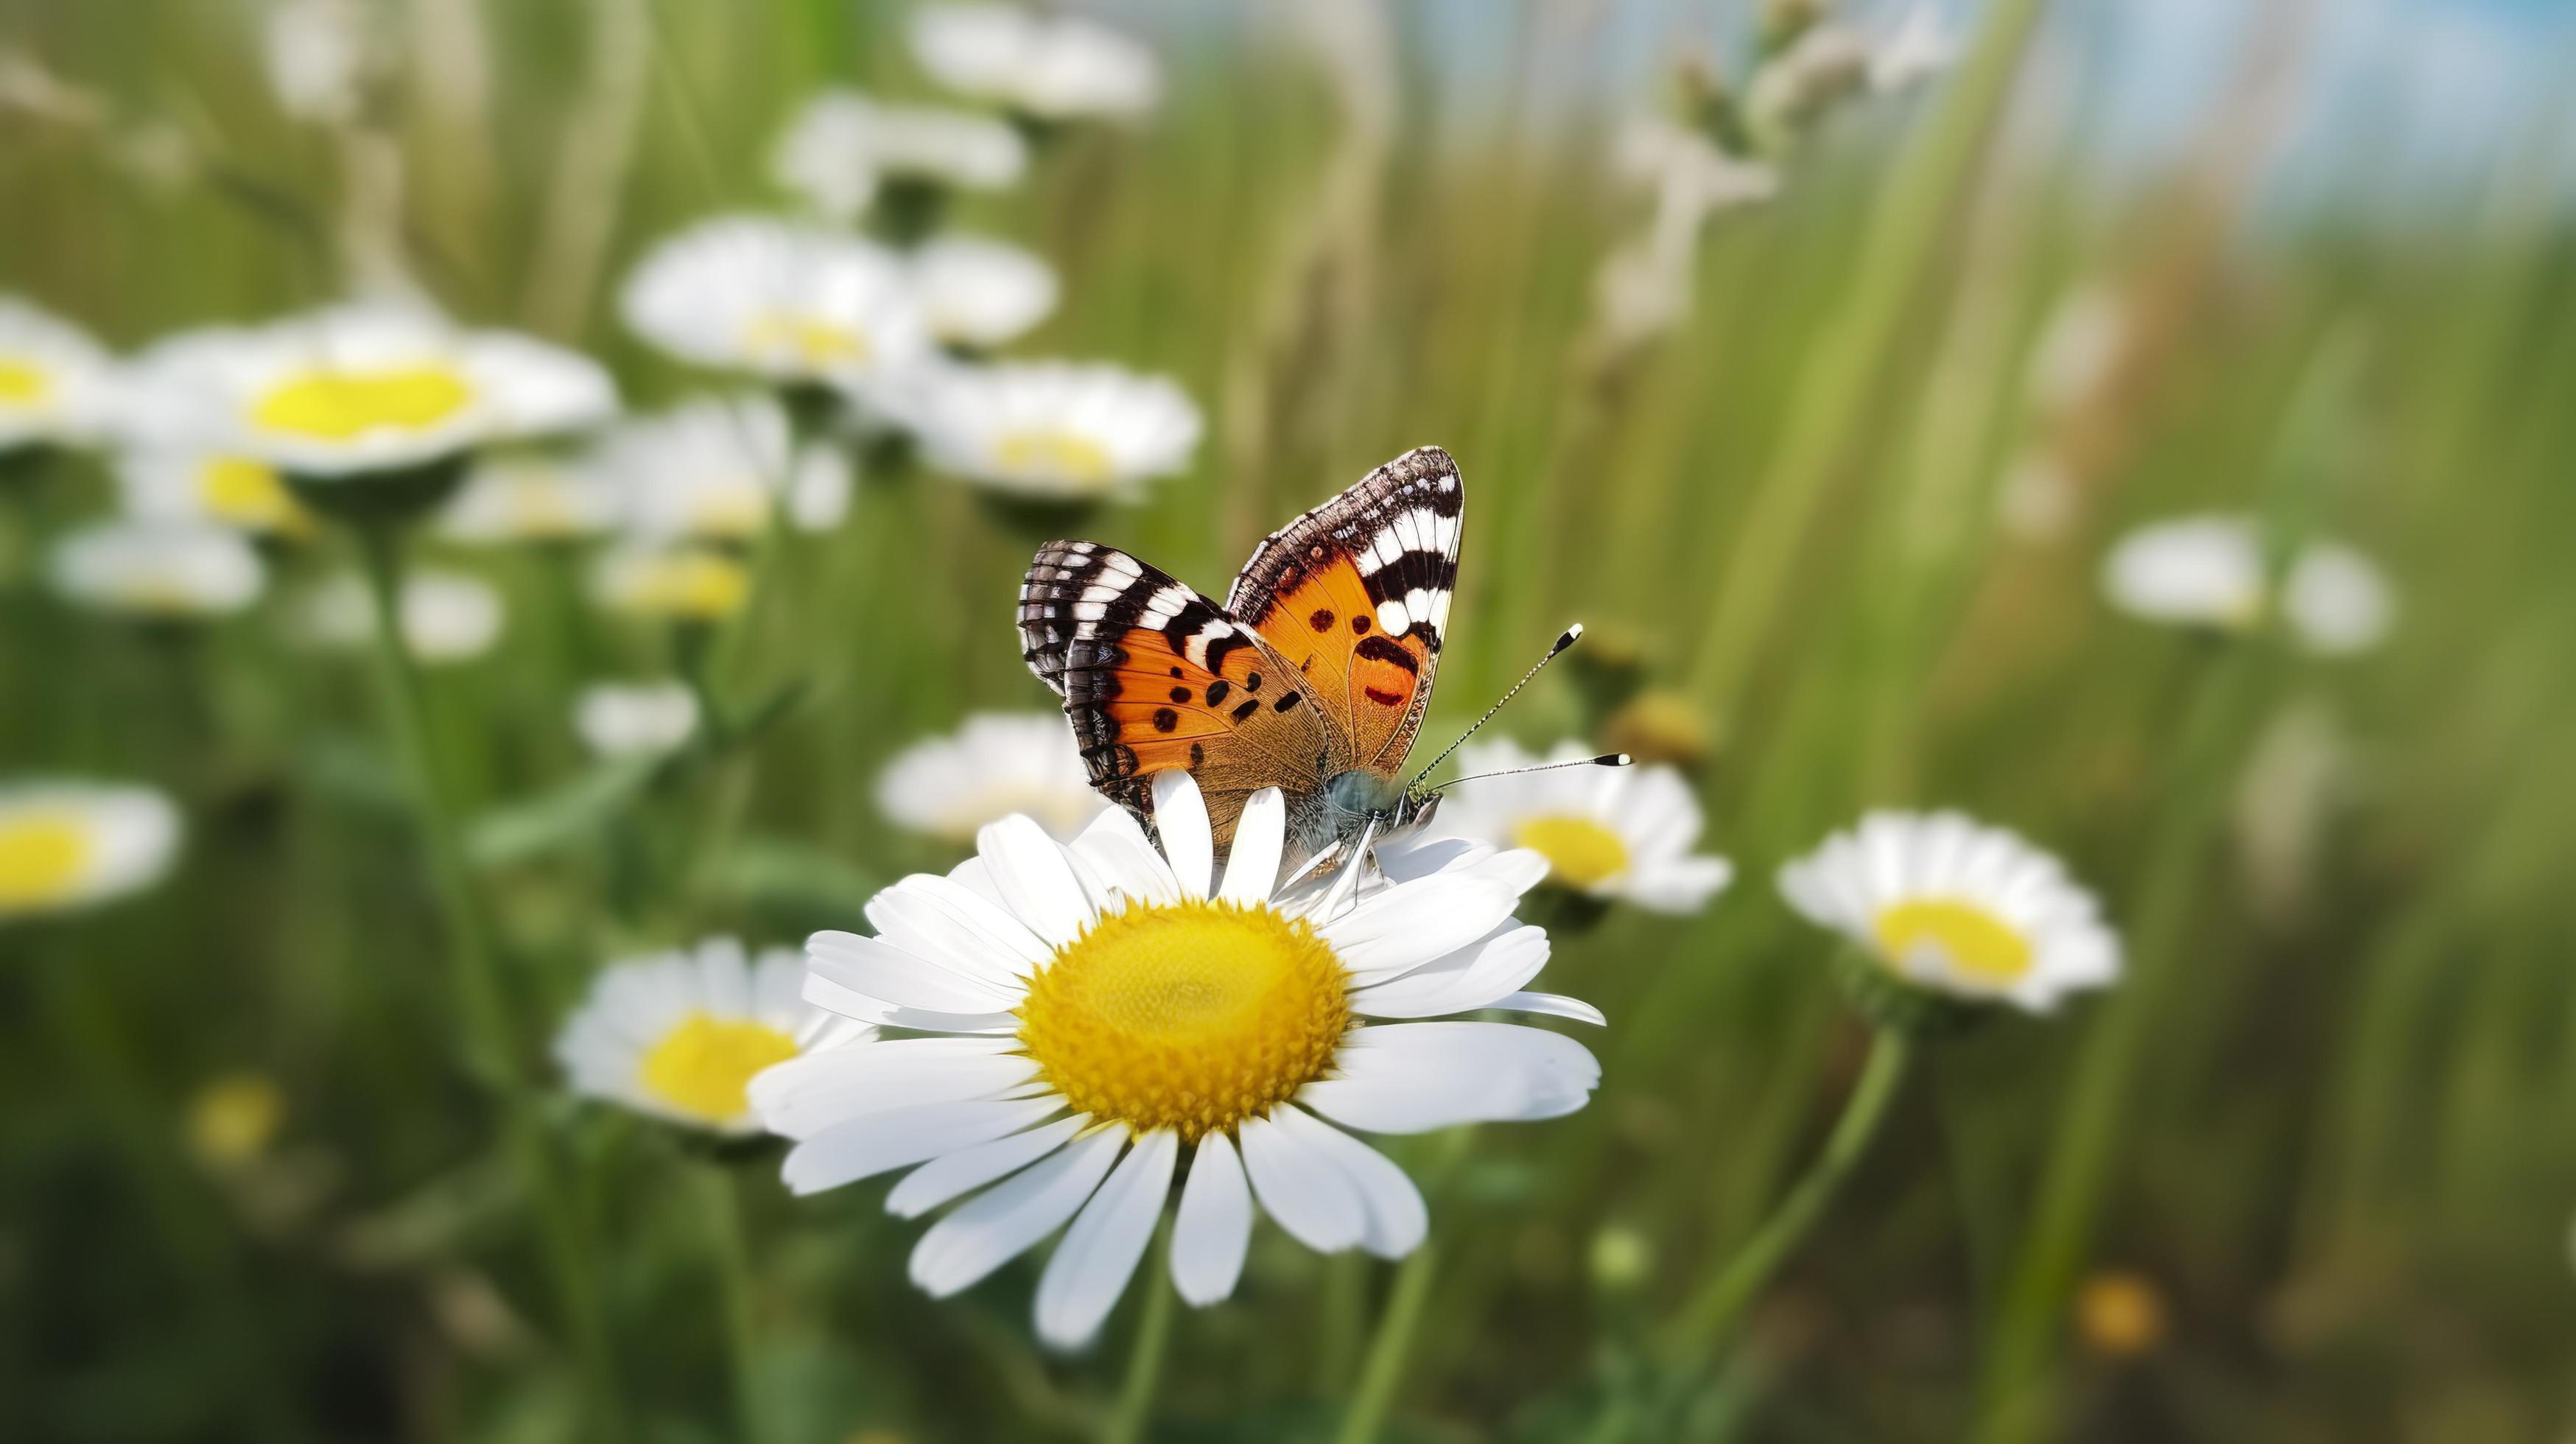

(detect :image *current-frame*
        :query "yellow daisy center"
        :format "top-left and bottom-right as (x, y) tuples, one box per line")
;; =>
(250, 365), (476, 442)
(1017, 899), (1350, 1142)
(199, 458), (309, 532)
(638, 1013), (801, 1124)
(742, 312), (870, 368)
(611, 552), (751, 620)
(1873, 898), (2032, 985)
(2077, 1271), (2167, 1359)
(0, 357), (53, 405)
(992, 429), (1116, 488)
(0, 811), (95, 911)
(1512, 815), (1632, 890)
(187, 1073), (287, 1167)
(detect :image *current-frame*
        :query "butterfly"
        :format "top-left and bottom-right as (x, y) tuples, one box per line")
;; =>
(1018, 444), (1464, 874)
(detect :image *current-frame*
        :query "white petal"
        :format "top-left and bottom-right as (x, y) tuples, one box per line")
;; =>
(909, 1127), (1124, 1297)
(869, 877), (1050, 980)
(1317, 876), (1521, 984)
(1034, 1129), (1179, 1350)
(1067, 805), (1180, 909)
(977, 815), (1097, 947)
(1620, 856), (1733, 914)
(1151, 769), (1214, 900)
(1170, 1132), (1252, 1306)
(797, 972), (1019, 1034)
(1301, 1023), (1600, 1134)
(1270, 1107), (1425, 1259)
(887, 1115), (1090, 1219)
(1236, 1112), (1365, 1255)
(780, 1096), (1063, 1194)
(807, 931), (1017, 1014)
(1350, 922), (1551, 1018)
(1485, 992), (1607, 1026)
(1218, 788), (1286, 903)
(751, 1038), (1037, 1140)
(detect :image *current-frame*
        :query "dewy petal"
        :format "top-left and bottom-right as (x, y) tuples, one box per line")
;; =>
(1236, 1112), (1365, 1255)
(781, 1097), (1064, 1194)
(1217, 788), (1287, 904)
(1067, 805), (1179, 910)
(808, 931), (1019, 1014)
(1034, 1129), (1179, 1350)
(1301, 1023), (1601, 1134)
(1150, 769), (1215, 900)
(1170, 1132), (1252, 1307)
(888, 1115), (1089, 1219)
(1270, 1107), (1425, 1260)
(1319, 876), (1523, 984)
(909, 1127), (1124, 1297)
(976, 815), (1098, 947)
(750, 1039), (1037, 1140)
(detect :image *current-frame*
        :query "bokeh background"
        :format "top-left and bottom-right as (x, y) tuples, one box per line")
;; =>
(6, 0), (2575, 1439)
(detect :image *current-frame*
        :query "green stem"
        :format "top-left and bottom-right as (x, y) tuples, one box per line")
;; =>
(353, 525), (625, 1443)
(1334, 1240), (1442, 1444)
(1660, 1027), (1913, 1362)
(1101, 1217), (1177, 1444)
(695, 1159), (768, 1444)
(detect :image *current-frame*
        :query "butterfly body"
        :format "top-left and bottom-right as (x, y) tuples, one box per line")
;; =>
(1018, 445), (1463, 880)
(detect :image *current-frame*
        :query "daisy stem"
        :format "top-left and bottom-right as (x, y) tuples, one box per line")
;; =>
(1101, 1213), (1176, 1444)
(352, 522), (626, 1443)
(1333, 1238), (1442, 1444)
(1660, 1025), (1913, 1363)
(694, 1157), (771, 1444)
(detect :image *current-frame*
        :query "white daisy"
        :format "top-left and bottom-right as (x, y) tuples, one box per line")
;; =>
(0, 297), (113, 452)
(753, 771), (1601, 1350)
(47, 522), (266, 620)
(589, 544), (752, 624)
(555, 938), (866, 1135)
(620, 217), (932, 386)
(122, 304), (617, 478)
(574, 680), (701, 759)
(116, 449), (316, 538)
(435, 454), (622, 545)
(0, 779), (183, 922)
(911, 236), (1058, 351)
(1414, 740), (1733, 914)
(771, 90), (1028, 223)
(877, 713), (1107, 844)
(598, 393), (793, 542)
(906, 360), (1201, 501)
(2101, 515), (2394, 656)
(910, 4), (1160, 122)
(303, 568), (505, 663)
(1777, 810), (2120, 1014)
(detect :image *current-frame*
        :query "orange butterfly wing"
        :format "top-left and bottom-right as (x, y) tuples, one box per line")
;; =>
(1225, 446), (1461, 777)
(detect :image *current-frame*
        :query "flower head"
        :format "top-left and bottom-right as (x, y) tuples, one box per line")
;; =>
(48, 522), (265, 620)
(755, 772), (1599, 1349)
(1778, 810), (2119, 1014)
(905, 360), (1200, 501)
(2102, 515), (2394, 656)
(0, 297), (112, 451)
(436, 454), (622, 545)
(621, 217), (931, 386)
(0, 779), (182, 922)
(116, 449), (315, 538)
(1416, 740), (1732, 914)
(122, 304), (616, 478)
(575, 680), (701, 759)
(556, 938), (864, 1134)
(877, 712), (1107, 844)
(911, 236), (1059, 351)
(910, 4), (1160, 122)
(772, 90), (1028, 222)
(597, 393), (794, 542)
(303, 569), (505, 663)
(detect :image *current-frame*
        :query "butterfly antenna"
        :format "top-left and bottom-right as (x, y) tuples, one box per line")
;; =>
(1440, 753), (1632, 789)
(1406, 623), (1587, 791)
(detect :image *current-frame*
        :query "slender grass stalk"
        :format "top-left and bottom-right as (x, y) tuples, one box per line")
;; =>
(1334, 1238), (1441, 1444)
(1102, 1217), (1177, 1444)
(695, 1158), (770, 1444)
(352, 524), (626, 1443)
(1660, 1026), (1913, 1363)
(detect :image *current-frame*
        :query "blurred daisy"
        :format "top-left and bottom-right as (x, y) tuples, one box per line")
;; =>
(0, 297), (112, 452)
(48, 522), (266, 620)
(436, 454), (621, 546)
(621, 217), (930, 387)
(601, 393), (793, 542)
(264, 0), (375, 125)
(124, 304), (616, 479)
(303, 568), (505, 663)
(908, 361), (1200, 501)
(877, 712), (1106, 844)
(911, 236), (1058, 351)
(1777, 810), (2120, 1014)
(910, 4), (1160, 122)
(555, 938), (865, 1135)
(591, 544), (752, 624)
(0, 779), (182, 922)
(2102, 515), (2394, 656)
(575, 680), (700, 759)
(1417, 740), (1732, 914)
(772, 90), (1028, 223)
(116, 450), (315, 539)
(754, 772), (1599, 1349)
